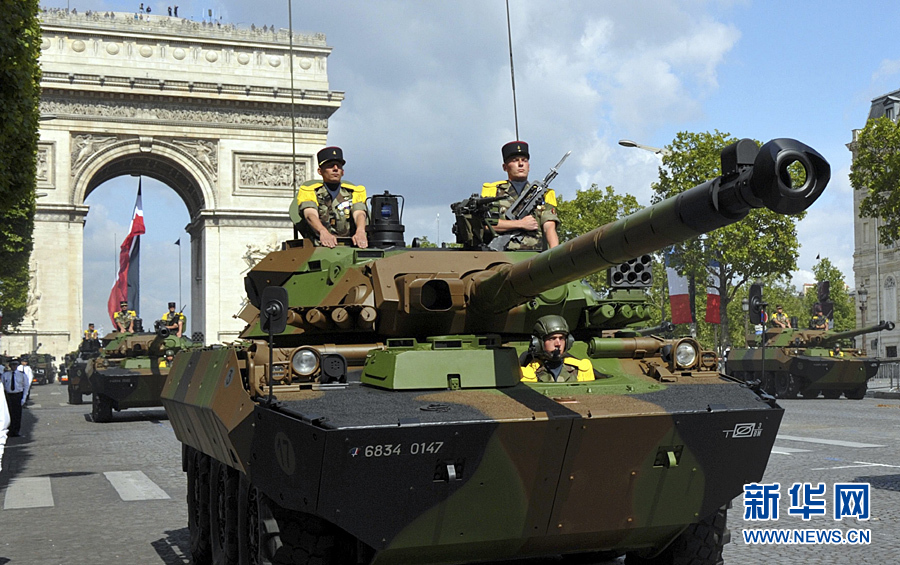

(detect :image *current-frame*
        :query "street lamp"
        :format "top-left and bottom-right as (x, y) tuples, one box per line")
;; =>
(858, 285), (868, 353)
(741, 297), (750, 345)
(618, 139), (672, 156)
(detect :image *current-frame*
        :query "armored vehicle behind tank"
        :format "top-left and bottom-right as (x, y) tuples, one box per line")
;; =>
(88, 322), (201, 422)
(727, 321), (894, 399)
(21, 347), (56, 386)
(66, 334), (105, 404)
(163, 138), (829, 565)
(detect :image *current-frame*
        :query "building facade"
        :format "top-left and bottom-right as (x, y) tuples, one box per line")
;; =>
(851, 89), (900, 357)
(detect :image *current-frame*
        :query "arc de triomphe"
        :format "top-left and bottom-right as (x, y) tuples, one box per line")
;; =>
(6, 10), (342, 360)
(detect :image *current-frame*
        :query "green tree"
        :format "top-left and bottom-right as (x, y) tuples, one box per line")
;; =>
(556, 184), (641, 292)
(0, 1), (42, 331)
(652, 131), (807, 349)
(411, 236), (438, 248)
(850, 116), (900, 245)
(801, 257), (854, 331)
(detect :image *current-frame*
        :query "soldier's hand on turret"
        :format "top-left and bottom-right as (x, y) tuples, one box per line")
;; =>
(319, 229), (338, 248)
(518, 216), (539, 231)
(352, 229), (368, 249)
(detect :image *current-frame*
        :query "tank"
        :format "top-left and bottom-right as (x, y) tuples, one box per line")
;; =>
(21, 348), (57, 386)
(727, 320), (895, 399)
(162, 138), (830, 565)
(66, 335), (104, 404)
(88, 322), (201, 422)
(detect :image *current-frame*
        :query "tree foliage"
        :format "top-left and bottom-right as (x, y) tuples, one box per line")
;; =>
(556, 184), (641, 292)
(652, 131), (807, 349)
(0, 1), (41, 331)
(849, 115), (900, 245)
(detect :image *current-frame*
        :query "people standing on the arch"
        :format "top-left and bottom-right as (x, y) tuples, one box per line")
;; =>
(294, 147), (369, 248)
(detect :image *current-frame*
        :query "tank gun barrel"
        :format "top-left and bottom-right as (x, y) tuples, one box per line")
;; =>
(820, 320), (895, 346)
(637, 321), (675, 336)
(468, 138), (830, 313)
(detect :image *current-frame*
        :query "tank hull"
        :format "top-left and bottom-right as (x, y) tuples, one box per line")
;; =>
(163, 347), (782, 563)
(726, 347), (880, 399)
(88, 361), (170, 421)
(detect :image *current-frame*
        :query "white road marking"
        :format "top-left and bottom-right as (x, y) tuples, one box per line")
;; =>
(59, 403), (69, 406)
(770, 445), (813, 455)
(776, 435), (884, 448)
(811, 461), (900, 471)
(27, 404), (42, 409)
(50, 391), (61, 395)
(104, 471), (170, 501)
(3, 477), (54, 509)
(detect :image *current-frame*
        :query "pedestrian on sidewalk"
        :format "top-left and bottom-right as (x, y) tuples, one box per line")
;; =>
(2, 358), (28, 437)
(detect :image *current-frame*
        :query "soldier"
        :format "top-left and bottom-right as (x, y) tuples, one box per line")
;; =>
(830, 344), (844, 358)
(114, 301), (136, 333)
(83, 322), (99, 341)
(520, 315), (595, 383)
(159, 350), (176, 368)
(771, 305), (791, 328)
(295, 146), (368, 249)
(810, 306), (828, 330)
(161, 302), (185, 338)
(481, 141), (560, 250)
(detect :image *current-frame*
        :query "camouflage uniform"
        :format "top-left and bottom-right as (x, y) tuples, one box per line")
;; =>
(161, 311), (186, 327)
(770, 311), (790, 328)
(296, 179), (368, 242)
(521, 356), (594, 383)
(810, 314), (828, 330)
(480, 181), (559, 250)
(83, 328), (98, 340)
(114, 310), (136, 332)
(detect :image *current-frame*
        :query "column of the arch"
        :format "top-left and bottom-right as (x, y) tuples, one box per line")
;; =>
(25, 206), (89, 361)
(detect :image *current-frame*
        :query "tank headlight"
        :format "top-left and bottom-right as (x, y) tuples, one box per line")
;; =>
(674, 341), (698, 369)
(292, 348), (320, 376)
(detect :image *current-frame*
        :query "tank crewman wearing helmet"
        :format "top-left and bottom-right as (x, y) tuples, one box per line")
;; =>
(810, 305), (828, 330)
(481, 141), (560, 251)
(83, 323), (99, 341)
(830, 344), (844, 358)
(293, 146), (368, 249)
(114, 301), (136, 333)
(159, 350), (176, 368)
(161, 302), (185, 338)
(520, 315), (596, 383)
(771, 305), (791, 328)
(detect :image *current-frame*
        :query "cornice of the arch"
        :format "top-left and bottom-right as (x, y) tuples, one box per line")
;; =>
(72, 136), (217, 213)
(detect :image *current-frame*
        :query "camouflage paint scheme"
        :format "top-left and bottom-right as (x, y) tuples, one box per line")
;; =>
(22, 352), (56, 385)
(88, 331), (200, 422)
(162, 138), (830, 564)
(726, 321), (894, 400)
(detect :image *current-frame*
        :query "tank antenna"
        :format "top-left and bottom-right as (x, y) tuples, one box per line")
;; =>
(505, 0), (519, 139)
(288, 0), (298, 200)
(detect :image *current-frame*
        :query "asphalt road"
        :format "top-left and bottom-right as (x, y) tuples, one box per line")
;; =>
(1, 387), (897, 564)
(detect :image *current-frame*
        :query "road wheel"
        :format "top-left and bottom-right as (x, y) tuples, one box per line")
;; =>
(91, 393), (113, 422)
(823, 390), (842, 400)
(774, 373), (798, 399)
(68, 387), (82, 405)
(237, 475), (260, 565)
(625, 506), (727, 565)
(188, 449), (213, 565)
(255, 490), (356, 565)
(845, 385), (867, 400)
(800, 388), (820, 399)
(209, 460), (239, 565)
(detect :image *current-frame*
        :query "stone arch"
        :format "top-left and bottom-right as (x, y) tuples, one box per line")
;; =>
(72, 138), (216, 216)
(885, 276), (896, 326)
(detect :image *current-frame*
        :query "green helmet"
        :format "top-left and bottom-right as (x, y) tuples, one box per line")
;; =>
(533, 315), (569, 339)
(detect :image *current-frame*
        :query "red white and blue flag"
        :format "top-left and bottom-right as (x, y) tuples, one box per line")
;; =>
(666, 250), (694, 325)
(107, 182), (145, 326)
(705, 260), (721, 324)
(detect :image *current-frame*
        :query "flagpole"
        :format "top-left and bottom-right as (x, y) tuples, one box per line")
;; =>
(178, 240), (182, 307)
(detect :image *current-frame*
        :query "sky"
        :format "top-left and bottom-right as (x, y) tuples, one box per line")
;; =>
(39, 0), (900, 334)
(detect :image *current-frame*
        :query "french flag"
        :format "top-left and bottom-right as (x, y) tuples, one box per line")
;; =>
(665, 250), (694, 325)
(107, 182), (145, 326)
(705, 260), (721, 324)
